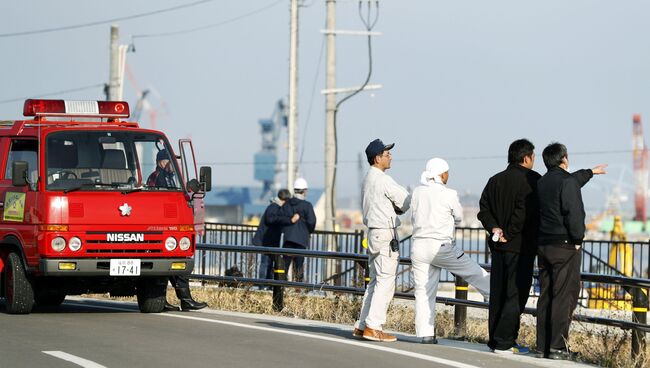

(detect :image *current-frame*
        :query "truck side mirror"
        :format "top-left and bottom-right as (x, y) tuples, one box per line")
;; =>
(12, 161), (28, 187)
(186, 179), (201, 193)
(199, 166), (212, 192)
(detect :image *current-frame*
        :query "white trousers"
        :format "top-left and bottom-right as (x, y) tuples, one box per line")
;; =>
(354, 228), (399, 330)
(411, 238), (490, 337)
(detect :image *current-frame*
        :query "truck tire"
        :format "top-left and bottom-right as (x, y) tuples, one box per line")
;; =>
(4, 252), (34, 314)
(136, 277), (166, 313)
(34, 289), (66, 307)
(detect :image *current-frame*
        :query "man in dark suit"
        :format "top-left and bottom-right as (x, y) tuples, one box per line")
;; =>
(252, 189), (299, 279)
(282, 178), (317, 282)
(536, 142), (606, 360)
(478, 139), (540, 355)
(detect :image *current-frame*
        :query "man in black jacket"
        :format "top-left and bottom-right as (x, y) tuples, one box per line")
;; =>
(536, 143), (606, 360)
(283, 178), (317, 282)
(252, 189), (299, 279)
(478, 139), (540, 355)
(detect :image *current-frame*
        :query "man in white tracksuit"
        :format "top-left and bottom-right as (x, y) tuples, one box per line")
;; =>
(353, 138), (411, 343)
(410, 158), (490, 344)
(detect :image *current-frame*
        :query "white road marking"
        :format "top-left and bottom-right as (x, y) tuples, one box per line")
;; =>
(42, 351), (107, 368)
(160, 313), (482, 368)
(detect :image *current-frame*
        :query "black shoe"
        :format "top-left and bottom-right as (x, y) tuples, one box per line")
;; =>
(548, 349), (575, 361)
(421, 336), (438, 344)
(175, 287), (208, 311)
(164, 301), (180, 312)
(180, 299), (208, 311)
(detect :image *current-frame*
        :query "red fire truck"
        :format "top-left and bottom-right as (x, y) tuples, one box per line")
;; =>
(0, 99), (211, 314)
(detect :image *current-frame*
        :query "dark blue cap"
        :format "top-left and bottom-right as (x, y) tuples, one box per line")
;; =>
(365, 139), (395, 162)
(156, 149), (170, 161)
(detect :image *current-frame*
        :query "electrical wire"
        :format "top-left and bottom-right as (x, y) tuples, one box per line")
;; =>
(0, 83), (106, 105)
(131, 0), (283, 39)
(0, 0), (215, 38)
(200, 149), (632, 166)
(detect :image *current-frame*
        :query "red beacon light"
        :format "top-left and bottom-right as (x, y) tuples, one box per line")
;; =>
(23, 99), (130, 119)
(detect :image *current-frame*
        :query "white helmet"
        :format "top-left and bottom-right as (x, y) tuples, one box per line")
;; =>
(293, 177), (309, 190)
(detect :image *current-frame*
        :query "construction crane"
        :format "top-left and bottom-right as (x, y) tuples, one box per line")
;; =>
(632, 114), (648, 223)
(254, 100), (287, 201)
(125, 63), (163, 129)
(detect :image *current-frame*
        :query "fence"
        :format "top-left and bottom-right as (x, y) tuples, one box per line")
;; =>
(197, 223), (650, 308)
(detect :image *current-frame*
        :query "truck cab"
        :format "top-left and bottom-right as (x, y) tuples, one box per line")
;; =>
(0, 99), (211, 314)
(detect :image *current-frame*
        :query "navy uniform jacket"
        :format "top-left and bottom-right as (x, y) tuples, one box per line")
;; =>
(283, 197), (316, 247)
(252, 202), (293, 247)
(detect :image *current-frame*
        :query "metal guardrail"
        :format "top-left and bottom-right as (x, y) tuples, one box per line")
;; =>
(199, 223), (650, 308)
(193, 242), (649, 360)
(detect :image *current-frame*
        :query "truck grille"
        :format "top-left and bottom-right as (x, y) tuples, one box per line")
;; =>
(83, 231), (164, 255)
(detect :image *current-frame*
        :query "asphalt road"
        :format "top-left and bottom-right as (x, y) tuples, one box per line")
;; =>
(0, 298), (588, 368)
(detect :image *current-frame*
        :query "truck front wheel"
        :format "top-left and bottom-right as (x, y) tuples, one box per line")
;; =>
(136, 277), (166, 313)
(4, 252), (34, 314)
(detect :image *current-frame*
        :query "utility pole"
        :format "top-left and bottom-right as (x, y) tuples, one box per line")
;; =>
(287, 0), (299, 191)
(107, 24), (128, 101)
(323, 0), (338, 283)
(324, 0), (336, 232)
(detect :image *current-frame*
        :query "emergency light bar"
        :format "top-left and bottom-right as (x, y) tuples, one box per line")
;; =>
(23, 99), (130, 118)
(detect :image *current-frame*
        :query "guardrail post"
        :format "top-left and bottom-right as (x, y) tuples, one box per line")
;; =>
(454, 277), (468, 338)
(272, 255), (286, 311)
(631, 287), (648, 363)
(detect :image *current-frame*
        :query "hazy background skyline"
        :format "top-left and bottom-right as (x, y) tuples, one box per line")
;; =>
(2, 1), (650, 216)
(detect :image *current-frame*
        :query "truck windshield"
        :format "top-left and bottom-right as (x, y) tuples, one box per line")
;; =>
(46, 131), (182, 192)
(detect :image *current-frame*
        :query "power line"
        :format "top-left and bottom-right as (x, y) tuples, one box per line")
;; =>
(0, 83), (106, 105)
(0, 0), (215, 38)
(132, 0), (283, 39)
(199, 149), (632, 166)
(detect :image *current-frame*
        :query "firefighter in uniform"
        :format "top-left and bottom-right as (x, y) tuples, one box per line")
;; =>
(410, 158), (490, 344)
(353, 139), (410, 343)
(147, 149), (208, 311)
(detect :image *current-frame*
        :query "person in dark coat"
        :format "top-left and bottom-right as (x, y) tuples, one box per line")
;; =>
(148, 149), (207, 312)
(536, 142), (606, 360)
(252, 189), (299, 279)
(282, 177), (317, 282)
(478, 139), (540, 355)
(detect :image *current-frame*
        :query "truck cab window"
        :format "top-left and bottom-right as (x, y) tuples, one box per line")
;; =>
(46, 131), (180, 192)
(5, 139), (38, 184)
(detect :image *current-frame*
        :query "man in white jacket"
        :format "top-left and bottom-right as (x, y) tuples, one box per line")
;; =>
(353, 138), (411, 343)
(410, 158), (490, 344)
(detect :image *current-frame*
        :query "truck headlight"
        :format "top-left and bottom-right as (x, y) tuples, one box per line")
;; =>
(179, 237), (191, 251)
(51, 237), (66, 252)
(69, 237), (82, 251)
(164, 237), (177, 251)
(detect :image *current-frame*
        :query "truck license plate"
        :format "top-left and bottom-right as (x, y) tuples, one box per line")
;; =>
(109, 259), (141, 276)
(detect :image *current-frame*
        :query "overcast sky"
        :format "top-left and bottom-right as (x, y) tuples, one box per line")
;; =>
(2, 1), (650, 215)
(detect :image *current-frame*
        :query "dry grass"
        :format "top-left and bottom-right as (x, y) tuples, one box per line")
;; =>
(88, 285), (650, 367)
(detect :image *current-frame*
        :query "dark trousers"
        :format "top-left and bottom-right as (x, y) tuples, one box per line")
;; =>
(488, 251), (535, 350)
(283, 241), (306, 282)
(536, 245), (582, 354)
(259, 254), (274, 279)
(169, 275), (189, 290)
